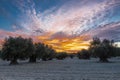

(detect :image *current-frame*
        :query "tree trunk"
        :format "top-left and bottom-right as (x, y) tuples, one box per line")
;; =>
(99, 57), (109, 62)
(10, 58), (18, 65)
(29, 55), (36, 63)
(48, 58), (53, 60)
(42, 57), (47, 61)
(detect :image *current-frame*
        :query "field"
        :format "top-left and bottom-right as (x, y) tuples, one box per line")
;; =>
(0, 57), (120, 80)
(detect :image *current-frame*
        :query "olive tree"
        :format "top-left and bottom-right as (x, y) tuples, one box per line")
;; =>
(1, 36), (34, 65)
(89, 37), (115, 62)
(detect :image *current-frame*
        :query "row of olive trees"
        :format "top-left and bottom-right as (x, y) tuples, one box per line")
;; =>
(0, 36), (73, 65)
(1, 36), (120, 64)
(0, 36), (57, 65)
(77, 37), (120, 62)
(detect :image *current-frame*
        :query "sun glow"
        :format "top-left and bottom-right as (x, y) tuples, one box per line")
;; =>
(37, 34), (90, 53)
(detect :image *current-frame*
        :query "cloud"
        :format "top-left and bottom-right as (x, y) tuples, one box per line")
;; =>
(2, 0), (120, 37)
(50, 31), (69, 39)
(83, 21), (120, 41)
(14, 0), (118, 36)
(0, 29), (41, 44)
(1, 0), (120, 52)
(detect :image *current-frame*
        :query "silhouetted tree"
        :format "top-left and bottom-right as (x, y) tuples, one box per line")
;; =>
(90, 37), (115, 62)
(41, 45), (56, 61)
(1, 36), (34, 65)
(29, 43), (56, 62)
(89, 37), (101, 57)
(29, 43), (44, 62)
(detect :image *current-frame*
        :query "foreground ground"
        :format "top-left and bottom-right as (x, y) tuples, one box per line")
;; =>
(0, 57), (120, 80)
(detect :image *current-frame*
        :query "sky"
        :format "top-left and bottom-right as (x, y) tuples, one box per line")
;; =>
(0, 0), (120, 52)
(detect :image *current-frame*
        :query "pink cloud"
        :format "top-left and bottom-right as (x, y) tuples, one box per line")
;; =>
(17, 0), (116, 37)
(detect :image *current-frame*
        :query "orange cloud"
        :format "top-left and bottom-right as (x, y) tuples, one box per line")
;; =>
(37, 33), (91, 53)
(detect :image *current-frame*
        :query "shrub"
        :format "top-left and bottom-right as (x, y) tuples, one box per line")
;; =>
(68, 54), (75, 59)
(56, 52), (68, 60)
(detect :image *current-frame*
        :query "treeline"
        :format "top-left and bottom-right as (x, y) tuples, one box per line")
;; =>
(0, 36), (73, 65)
(0, 36), (120, 65)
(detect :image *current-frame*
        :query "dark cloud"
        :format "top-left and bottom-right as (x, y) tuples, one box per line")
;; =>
(50, 31), (69, 39)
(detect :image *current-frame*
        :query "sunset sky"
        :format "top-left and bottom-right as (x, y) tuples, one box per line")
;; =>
(0, 0), (120, 52)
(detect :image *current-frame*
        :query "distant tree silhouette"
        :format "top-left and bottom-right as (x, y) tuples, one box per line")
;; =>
(69, 54), (75, 59)
(1, 36), (34, 65)
(77, 49), (90, 59)
(114, 47), (120, 57)
(56, 52), (68, 60)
